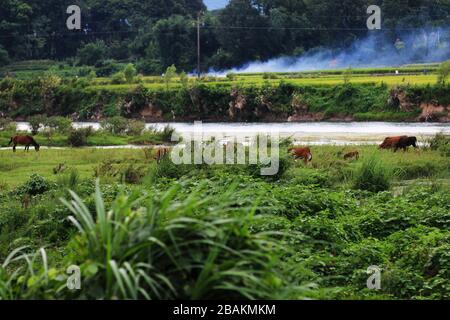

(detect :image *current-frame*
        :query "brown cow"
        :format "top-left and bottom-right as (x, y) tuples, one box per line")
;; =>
(344, 151), (359, 161)
(289, 147), (313, 165)
(379, 136), (417, 152)
(8, 135), (40, 152)
(379, 136), (407, 150)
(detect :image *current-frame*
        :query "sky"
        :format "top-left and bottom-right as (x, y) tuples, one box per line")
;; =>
(204, 0), (229, 10)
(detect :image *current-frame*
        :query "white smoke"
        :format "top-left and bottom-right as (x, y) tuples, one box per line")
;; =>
(211, 28), (450, 74)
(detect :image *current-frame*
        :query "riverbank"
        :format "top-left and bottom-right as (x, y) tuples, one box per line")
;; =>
(1, 76), (449, 123)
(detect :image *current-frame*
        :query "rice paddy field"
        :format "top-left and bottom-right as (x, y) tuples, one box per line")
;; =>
(90, 72), (438, 91)
(1, 60), (441, 91)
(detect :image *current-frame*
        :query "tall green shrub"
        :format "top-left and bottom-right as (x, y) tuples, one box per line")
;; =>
(353, 155), (392, 192)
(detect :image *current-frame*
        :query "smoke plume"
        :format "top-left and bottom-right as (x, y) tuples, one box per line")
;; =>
(213, 28), (450, 74)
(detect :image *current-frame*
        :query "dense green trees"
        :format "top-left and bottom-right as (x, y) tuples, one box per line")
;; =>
(0, 0), (448, 72)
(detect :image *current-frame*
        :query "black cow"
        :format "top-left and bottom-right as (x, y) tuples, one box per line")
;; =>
(394, 136), (418, 152)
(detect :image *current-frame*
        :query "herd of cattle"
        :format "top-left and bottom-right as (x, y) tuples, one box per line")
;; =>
(288, 135), (418, 164)
(8, 134), (419, 165)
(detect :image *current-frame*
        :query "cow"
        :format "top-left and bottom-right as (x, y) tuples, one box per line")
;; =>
(288, 147), (313, 165)
(395, 136), (418, 152)
(379, 136), (417, 152)
(344, 151), (359, 161)
(379, 136), (407, 150)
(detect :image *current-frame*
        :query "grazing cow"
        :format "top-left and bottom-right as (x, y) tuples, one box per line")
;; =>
(8, 135), (40, 152)
(155, 146), (171, 163)
(344, 151), (359, 161)
(395, 136), (418, 152)
(379, 136), (417, 152)
(379, 136), (407, 150)
(289, 147), (313, 165)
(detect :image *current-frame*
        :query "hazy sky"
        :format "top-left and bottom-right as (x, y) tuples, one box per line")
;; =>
(204, 0), (229, 10)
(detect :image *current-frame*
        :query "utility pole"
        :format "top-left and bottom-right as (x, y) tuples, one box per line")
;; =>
(197, 11), (202, 78)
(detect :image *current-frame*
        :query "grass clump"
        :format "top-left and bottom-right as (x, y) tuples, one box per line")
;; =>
(0, 181), (300, 299)
(353, 155), (393, 192)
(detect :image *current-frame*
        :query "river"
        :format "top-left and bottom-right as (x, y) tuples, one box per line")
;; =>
(15, 121), (450, 146)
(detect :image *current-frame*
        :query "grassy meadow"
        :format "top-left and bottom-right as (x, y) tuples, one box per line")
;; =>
(0, 138), (449, 300)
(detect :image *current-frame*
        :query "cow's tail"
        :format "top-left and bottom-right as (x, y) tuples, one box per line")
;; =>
(8, 137), (13, 146)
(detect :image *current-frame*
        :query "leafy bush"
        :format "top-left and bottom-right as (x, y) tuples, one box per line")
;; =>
(44, 116), (72, 134)
(123, 63), (137, 83)
(77, 41), (108, 66)
(437, 60), (450, 85)
(67, 128), (91, 147)
(56, 169), (80, 191)
(126, 119), (145, 136)
(0, 118), (16, 133)
(159, 125), (176, 142)
(120, 164), (147, 184)
(16, 174), (51, 196)
(428, 133), (450, 157)
(352, 155), (392, 192)
(100, 116), (128, 135)
(28, 115), (46, 135)
(111, 72), (126, 84)
(95, 60), (121, 77)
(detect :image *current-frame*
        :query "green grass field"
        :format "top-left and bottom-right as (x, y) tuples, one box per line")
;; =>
(0, 142), (449, 299)
(0, 145), (448, 188)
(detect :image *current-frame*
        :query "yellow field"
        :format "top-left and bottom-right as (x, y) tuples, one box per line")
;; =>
(90, 74), (438, 92)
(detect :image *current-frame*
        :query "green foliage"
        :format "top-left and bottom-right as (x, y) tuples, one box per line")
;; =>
(164, 65), (177, 90)
(0, 46), (9, 67)
(126, 119), (145, 136)
(429, 133), (450, 157)
(352, 155), (392, 192)
(159, 125), (176, 142)
(67, 128), (91, 147)
(16, 174), (51, 196)
(437, 60), (450, 85)
(53, 182), (287, 299)
(44, 116), (72, 134)
(77, 41), (108, 66)
(123, 64), (137, 83)
(111, 72), (127, 85)
(343, 67), (353, 84)
(100, 116), (128, 135)
(0, 118), (16, 133)
(28, 115), (46, 135)
(0, 144), (449, 300)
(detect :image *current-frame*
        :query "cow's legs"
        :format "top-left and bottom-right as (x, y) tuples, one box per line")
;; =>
(13, 144), (16, 152)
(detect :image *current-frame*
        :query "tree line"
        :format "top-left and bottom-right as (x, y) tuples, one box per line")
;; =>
(0, 0), (449, 73)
